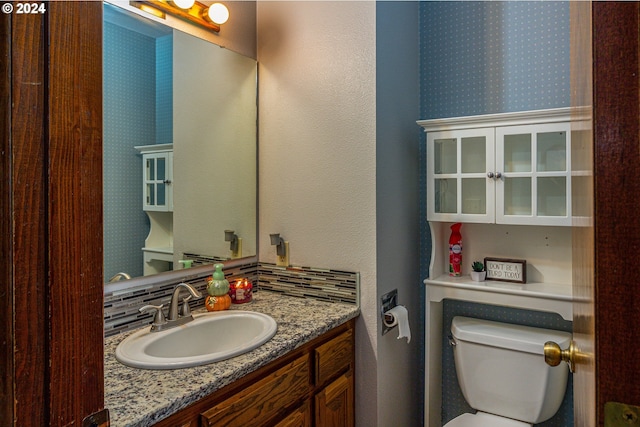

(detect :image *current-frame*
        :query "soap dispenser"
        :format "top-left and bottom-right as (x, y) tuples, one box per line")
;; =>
(205, 263), (232, 311)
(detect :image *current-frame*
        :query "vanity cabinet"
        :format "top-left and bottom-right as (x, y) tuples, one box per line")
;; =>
(315, 371), (354, 426)
(200, 355), (311, 427)
(420, 109), (576, 226)
(153, 319), (355, 427)
(314, 326), (355, 426)
(136, 143), (174, 212)
(274, 401), (312, 427)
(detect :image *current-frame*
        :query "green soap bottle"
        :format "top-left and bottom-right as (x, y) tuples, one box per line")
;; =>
(207, 263), (230, 297)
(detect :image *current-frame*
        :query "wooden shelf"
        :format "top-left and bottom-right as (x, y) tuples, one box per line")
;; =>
(142, 246), (174, 263)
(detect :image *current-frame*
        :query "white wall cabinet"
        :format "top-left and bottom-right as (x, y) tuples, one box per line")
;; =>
(135, 144), (174, 275)
(137, 143), (173, 212)
(420, 109), (573, 227)
(418, 109), (588, 426)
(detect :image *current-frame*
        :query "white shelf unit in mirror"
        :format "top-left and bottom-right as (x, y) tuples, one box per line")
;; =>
(136, 144), (174, 276)
(137, 143), (173, 212)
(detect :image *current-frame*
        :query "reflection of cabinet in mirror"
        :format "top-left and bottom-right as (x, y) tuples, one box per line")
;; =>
(136, 144), (174, 275)
(139, 143), (173, 211)
(420, 108), (583, 227)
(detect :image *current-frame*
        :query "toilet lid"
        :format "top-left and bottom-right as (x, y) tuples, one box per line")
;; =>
(444, 412), (531, 427)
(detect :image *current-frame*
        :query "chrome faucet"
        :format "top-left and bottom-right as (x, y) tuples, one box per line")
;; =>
(168, 283), (202, 321)
(108, 272), (131, 282)
(139, 282), (202, 332)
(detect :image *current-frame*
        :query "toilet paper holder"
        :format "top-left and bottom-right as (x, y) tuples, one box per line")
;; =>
(380, 289), (398, 335)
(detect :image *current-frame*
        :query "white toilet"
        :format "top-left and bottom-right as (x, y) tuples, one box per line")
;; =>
(444, 316), (572, 427)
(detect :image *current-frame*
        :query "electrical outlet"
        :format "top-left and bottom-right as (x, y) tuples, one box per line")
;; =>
(276, 241), (289, 266)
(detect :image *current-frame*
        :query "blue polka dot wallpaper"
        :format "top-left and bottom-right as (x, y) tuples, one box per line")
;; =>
(103, 21), (173, 281)
(420, 1), (569, 120)
(418, 2), (572, 426)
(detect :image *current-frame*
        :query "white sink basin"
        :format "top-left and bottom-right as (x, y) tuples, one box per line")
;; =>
(115, 311), (277, 370)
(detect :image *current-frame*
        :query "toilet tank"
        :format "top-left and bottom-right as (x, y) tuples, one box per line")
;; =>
(450, 316), (572, 424)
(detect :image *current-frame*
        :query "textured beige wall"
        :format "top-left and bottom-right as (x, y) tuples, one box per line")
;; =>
(257, 2), (378, 425)
(173, 30), (257, 261)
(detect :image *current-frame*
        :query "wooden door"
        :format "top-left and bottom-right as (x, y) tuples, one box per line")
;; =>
(0, 2), (104, 425)
(592, 2), (640, 425)
(570, 1), (596, 425)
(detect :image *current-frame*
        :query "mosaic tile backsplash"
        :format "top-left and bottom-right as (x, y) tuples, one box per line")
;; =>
(181, 252), (230, 266)
(258, 264), (359, 305)
(103, 261), (359, 337)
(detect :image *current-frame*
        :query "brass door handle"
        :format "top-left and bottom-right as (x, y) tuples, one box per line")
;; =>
(544, 340), (577, 373)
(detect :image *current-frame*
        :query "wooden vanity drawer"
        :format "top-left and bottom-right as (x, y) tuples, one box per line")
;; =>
(314, 329), (353, 386)
(273, 400), (312, 427)
(200, 354), (310, 427)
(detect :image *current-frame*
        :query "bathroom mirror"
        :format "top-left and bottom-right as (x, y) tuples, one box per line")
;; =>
(103, 2), (257, 284)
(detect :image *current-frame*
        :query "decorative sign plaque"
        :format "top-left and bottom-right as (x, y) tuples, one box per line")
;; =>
(484, 257), (527, 283)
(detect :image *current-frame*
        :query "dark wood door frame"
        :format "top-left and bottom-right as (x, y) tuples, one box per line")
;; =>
(593, 2), (640, 424)
(1, 2), (104, 425)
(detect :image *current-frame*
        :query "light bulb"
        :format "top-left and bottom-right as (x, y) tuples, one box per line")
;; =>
(207, 3), (229, 25)
(171, 0), (195, 9)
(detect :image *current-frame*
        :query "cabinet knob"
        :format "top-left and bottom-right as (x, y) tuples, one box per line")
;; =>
(163, 179), (172, 184)
(495, 172), (502, 179)
(487, 172), (494, 179)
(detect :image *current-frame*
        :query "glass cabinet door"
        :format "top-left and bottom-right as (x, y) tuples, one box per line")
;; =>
(496, 123), (571, 226)
(427, 128), (495, 222)
(142, 151), (173, 212)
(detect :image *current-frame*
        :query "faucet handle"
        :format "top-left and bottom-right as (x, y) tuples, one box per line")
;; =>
(139, 304), (167, 328)
(180, 295), (193, 317)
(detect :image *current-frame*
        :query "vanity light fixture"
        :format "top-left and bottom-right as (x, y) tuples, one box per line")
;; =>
(204, 3), (229, 25)
(170, 0), (195, 9)
(131, 0), (229, 33)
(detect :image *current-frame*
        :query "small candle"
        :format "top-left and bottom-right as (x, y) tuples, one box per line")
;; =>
(229, 278), (253, 304)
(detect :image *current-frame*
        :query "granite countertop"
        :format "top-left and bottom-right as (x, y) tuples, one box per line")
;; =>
(104, 291), (360, 427)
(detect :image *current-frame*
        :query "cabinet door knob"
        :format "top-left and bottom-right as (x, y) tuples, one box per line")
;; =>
(163, 179), (172, 184)
(487, 172), (494, 179)
(495, 172), (502, 179)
